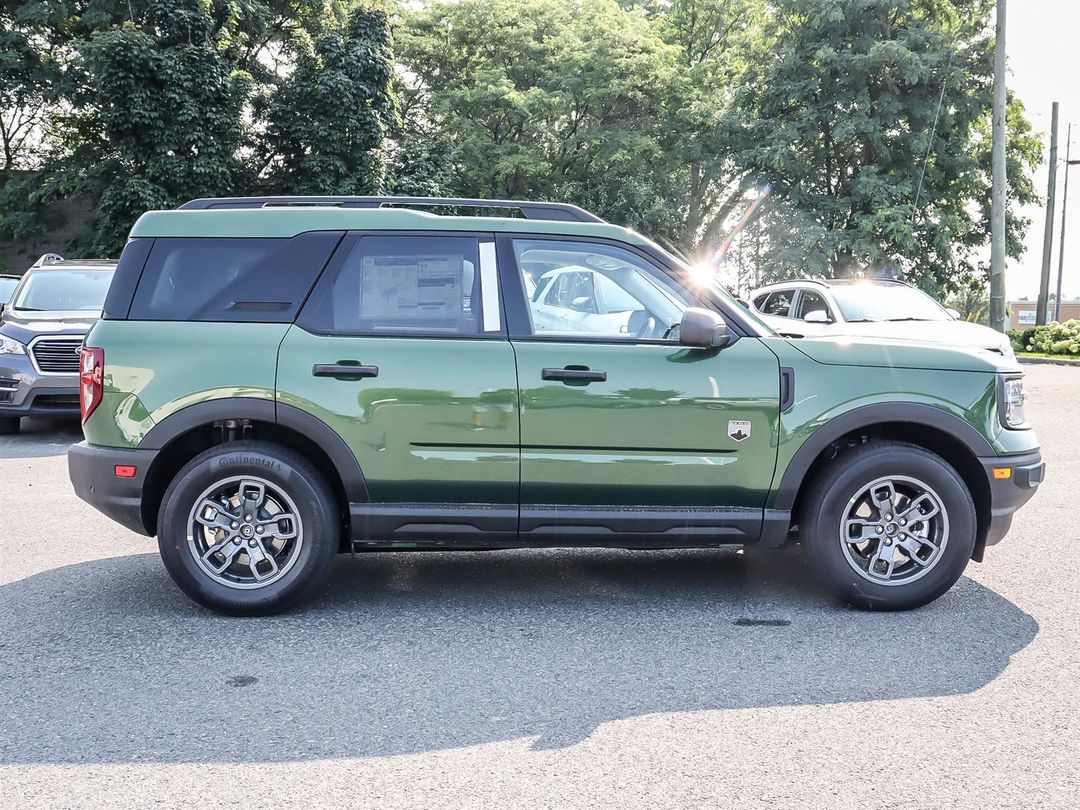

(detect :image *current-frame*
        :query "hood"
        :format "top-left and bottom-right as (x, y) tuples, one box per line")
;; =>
(789, 333), (1021, 374)
(0, 309), (101, 345)
(818, 319), (1013, 355)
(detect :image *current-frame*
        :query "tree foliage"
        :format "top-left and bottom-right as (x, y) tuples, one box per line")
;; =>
(734, 0), (1041, 292)
(0, 0), (1043, 294)
(262, 6), (395, 195)
(0, 0), (396, 255)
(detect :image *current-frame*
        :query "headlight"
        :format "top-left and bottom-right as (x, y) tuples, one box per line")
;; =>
(1000, 375), (1027, 429)
(0, 334), (26, 356)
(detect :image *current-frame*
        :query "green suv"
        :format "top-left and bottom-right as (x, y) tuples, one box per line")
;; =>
(68, 196), (1044, 615)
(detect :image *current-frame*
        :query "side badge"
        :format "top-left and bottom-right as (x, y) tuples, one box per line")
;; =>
(728, 420), (751, 442)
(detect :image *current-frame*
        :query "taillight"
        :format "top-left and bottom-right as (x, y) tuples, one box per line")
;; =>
(80, 347), (104, 423)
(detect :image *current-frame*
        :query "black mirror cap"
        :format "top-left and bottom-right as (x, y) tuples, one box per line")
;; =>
(679, 307), (734, 349)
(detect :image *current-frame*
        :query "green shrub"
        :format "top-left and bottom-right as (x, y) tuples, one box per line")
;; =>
(1021, 320), (1080, 355)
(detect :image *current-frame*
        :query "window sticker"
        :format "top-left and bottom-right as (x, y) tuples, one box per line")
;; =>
(360, 255), (464, 319)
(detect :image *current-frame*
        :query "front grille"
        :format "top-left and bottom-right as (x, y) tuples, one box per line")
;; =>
(31, 337), (85, 374)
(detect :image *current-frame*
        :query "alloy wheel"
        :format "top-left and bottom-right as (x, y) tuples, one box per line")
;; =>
(186, 476), (304, 590)
(838, 475), (950, 586)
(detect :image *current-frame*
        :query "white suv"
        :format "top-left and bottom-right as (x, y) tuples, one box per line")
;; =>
(748, 278), (1014, 358)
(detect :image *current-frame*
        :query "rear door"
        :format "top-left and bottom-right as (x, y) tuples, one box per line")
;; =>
(276, 232), (519, 544)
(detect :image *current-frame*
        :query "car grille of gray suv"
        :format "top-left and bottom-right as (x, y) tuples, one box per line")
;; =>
(31, 337), (85, 374)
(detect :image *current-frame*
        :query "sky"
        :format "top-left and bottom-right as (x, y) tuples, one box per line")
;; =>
(1006, 0), (1080, 300)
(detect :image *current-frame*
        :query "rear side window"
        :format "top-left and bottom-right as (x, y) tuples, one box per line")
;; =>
(129, 233), (342, 322)
(299, 235), (488, 336)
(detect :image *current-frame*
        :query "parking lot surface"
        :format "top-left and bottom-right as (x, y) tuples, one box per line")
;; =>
(0, 364), (1077, 808)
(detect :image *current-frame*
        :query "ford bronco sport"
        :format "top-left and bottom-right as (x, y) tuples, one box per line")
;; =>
(68, 196), (1044, 615)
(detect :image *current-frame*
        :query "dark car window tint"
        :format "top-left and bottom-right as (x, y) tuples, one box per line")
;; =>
(301, 235), (482, 335)
(129, 233), (342, 322)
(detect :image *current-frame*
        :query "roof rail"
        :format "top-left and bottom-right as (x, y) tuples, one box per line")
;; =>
(177, 196), (605, 224)
(31, 253), (64, 268)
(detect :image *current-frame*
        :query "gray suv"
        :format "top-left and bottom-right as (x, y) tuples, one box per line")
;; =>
(0, 257), (116, 434)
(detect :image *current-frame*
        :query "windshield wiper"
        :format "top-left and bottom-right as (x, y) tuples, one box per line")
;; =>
(12, 306), (43, 311)
(844, 318), (877, 323)
(884, 317), (934, 322)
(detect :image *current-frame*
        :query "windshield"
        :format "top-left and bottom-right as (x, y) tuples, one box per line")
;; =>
(830, 283), (949, 322)
(0, 277), (19, 303)
(12, 269), (114, 312)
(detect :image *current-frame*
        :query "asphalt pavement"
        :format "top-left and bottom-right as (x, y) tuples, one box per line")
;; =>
(0, 364), (1076, 808)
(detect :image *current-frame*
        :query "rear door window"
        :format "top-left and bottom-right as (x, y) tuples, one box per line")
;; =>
(129, 233), (343, 322)
(298, 234), (499, 336)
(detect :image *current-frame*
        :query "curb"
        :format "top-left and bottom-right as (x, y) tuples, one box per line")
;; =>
(1018, 355), (1080, 367)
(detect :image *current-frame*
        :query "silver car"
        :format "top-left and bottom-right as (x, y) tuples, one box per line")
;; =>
(0, 257), (116, 434)
(747, 278), (1014, 358)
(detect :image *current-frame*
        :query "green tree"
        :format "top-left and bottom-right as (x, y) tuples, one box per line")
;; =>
(397, 0), (688, 239)
(734, 0), (1040, 292)
(0, 0), (399, 255)
(262, 6), (395, 195)
(54, 3), (249, 254)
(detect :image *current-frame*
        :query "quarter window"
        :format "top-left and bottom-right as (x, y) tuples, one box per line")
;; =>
(129, 233), (342, 322)
(300, 235), (493, 336)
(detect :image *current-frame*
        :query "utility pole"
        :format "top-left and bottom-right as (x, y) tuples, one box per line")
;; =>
(1037, 103), (1059, 324)
(989, 0), (1008, 332)
(1055, 124), (1079, 322)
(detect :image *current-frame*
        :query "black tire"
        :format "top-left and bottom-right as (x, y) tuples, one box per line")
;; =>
(799, 441), (977, 611)
(0, 416), (20, 435)
(157, 440), (340, 615)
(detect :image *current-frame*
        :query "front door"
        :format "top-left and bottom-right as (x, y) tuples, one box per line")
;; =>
(277, 232), (519, 544)
(500, 235), (780, 544)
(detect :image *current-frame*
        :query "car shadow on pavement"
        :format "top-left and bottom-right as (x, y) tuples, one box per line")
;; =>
(0, 546), (1037, 764)
(0, 418), (82, 459)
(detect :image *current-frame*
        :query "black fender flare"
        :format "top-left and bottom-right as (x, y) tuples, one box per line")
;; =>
(140, 397), (369, 503)
(769, 402), (994, 514)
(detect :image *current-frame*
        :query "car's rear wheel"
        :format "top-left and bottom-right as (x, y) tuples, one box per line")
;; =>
(800, 441), (977, 610)
(157, 441), (339, 615)
(0, 416), (20, 435)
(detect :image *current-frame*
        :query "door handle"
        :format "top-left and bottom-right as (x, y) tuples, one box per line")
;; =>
(541, 366), (607, 383)
(312, 363), (380, 379)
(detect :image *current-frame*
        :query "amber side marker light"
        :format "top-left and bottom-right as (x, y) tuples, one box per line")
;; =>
(992, 467), (1012, 480)
(114, 465), (137, 478)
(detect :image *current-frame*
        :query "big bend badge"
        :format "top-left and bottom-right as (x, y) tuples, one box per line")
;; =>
(727, 420), (751, 443)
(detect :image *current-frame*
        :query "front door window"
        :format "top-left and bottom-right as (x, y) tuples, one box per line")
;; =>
(512, 239), (686, 341)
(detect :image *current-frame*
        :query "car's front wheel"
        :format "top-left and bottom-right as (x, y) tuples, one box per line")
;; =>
(157, 441), (340, 615)
(0, 416), (20, 435)
(800, 441), (977, 610)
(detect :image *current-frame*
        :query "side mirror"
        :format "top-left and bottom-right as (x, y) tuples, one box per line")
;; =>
(679, 307), (735, 349)
(570, 295), (591, 312)
(945, 307), (961, 320)
(803, 309), (831, 324)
